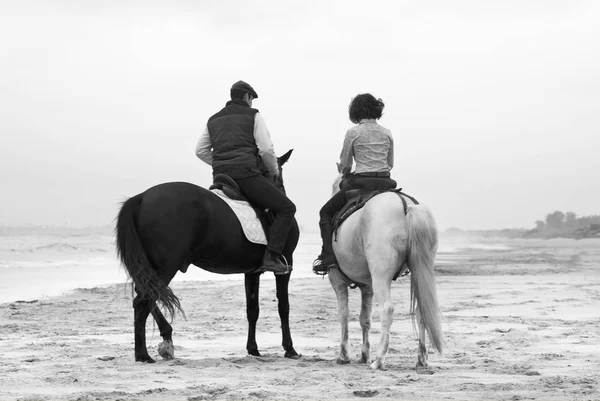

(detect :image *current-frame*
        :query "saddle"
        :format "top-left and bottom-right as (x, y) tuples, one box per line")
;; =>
(209, 174), (246, 201)
(209, 174), (274, 234)
(331, 188), (420, 240)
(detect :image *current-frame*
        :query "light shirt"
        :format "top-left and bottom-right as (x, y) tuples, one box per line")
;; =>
(195, 112), (279, 176)
(339, 119), (394, 174)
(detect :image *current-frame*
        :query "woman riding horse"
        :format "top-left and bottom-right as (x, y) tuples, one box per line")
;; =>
(313, 93), (397, 274)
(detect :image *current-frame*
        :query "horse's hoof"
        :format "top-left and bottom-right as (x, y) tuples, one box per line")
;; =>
(416, 362), (433, 374)
(370, 360), (386, 370)
(336, 357), (350, 365)
(359, 356), (371, 364)
(248, 349), (261, 357)
(135, 355), (156, 363)
(285, 349), (301, 359)
(158, 340), (174, 360)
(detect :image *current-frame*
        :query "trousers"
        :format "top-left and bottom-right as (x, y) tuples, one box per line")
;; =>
(235, 174), (296, 255)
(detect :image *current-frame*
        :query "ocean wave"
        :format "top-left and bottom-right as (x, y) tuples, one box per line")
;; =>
(7, 243), (112, 253)
(439, 239), (512, 253)
(32, 243), (79, 251)
(0, 258), (118, 269)
(0, 236), (114, 254)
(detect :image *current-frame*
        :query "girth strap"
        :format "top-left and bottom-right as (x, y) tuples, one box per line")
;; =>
(335, 267), (366, 290)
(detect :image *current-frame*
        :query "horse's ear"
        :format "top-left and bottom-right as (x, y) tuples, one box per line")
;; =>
(278, 149), (293, 166)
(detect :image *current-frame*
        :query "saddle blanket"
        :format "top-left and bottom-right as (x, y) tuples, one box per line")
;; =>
(211, 189), (267, 245)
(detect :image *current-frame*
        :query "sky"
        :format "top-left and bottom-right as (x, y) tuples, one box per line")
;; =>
(0, 0), (598, 231)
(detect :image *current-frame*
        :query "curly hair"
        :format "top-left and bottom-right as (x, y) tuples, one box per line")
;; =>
(348, 93), (385, 124)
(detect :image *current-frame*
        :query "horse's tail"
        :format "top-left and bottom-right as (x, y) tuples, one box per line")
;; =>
(115, 193), (182, 319)
(406, 204), (444, 354)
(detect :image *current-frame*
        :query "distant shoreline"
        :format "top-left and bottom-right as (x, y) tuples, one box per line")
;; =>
(2, 224), (600, 240)
(444, 226), (600, 240)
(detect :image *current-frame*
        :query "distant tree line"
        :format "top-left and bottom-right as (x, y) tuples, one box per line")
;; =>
(534, 211), (600, 231)
(444, 211), (600, 239)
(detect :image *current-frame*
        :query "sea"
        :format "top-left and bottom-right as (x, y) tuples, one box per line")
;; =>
(0, 226), (507, 304)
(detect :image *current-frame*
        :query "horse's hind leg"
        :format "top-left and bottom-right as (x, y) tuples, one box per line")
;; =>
(133, 294), (156, 363)
(330, 271), (350, 364)
(359, 285), (374, 364)
(151, 307), (174, 360)
(335, 287), (350, 364)
(415, 308), (429, 370)
(244, 273), (261, 357)
(370, 276), (394, 370)
(133, 267), (178, 363)
(134, 296), (175, 362)
(275, 273), (299, 359)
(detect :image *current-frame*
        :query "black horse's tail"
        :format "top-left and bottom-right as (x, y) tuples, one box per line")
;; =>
(115, 193), (182, 319)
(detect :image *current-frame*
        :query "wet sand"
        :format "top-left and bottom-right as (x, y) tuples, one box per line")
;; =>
(1, 237), (599, 400)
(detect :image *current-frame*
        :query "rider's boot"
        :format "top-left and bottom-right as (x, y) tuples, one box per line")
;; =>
(313, 220), (339, 275)
(260, 249), (290, 275)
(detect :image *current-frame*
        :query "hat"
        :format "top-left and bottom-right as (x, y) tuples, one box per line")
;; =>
(230, 80), (258, 98)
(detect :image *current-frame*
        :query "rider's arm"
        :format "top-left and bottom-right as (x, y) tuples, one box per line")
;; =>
(195, 125), (213, 165)
(388, 134), (394, 169)
(254, 113), (279, 176)
(339, 130), (354, 174)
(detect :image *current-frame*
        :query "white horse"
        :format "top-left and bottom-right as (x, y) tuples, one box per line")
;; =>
(328, 167), (443, 370)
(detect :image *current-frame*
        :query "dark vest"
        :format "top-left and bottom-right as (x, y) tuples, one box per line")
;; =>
(207, 100), (261, 179)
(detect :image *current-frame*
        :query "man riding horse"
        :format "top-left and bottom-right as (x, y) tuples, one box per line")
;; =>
(195, 80), (296, 275)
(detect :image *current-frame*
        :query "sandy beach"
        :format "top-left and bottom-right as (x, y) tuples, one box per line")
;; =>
(1, 235), (599, 400)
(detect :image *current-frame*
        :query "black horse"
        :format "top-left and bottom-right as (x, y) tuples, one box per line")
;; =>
(115, 149), (299, 363)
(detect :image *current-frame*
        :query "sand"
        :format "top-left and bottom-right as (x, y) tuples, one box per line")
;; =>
(1, 237), (599, 400)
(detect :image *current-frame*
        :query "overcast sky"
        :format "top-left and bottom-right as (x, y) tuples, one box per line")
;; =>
(0, 0), (598, 231)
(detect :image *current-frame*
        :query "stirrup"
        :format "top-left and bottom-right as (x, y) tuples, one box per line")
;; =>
(312, 256), (335, 276)
(265, 253), (291, 275)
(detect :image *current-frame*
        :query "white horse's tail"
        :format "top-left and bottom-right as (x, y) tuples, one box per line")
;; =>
(406, 204), (444, 354)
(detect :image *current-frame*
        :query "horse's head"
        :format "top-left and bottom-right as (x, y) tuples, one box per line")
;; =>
(333, 162), (351, 195)
(263, 149), (293, 194)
